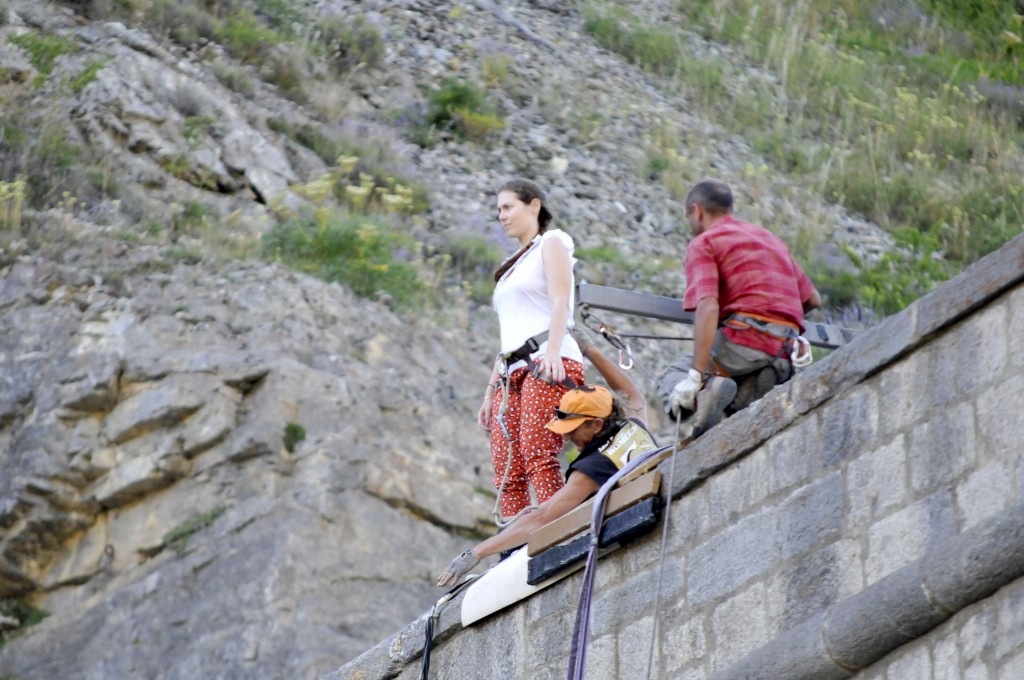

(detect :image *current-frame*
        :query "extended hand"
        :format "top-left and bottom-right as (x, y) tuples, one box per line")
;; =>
(668, 369), (704, 415)
(437, 549), (481, 587)
(569, 326), (595, 354)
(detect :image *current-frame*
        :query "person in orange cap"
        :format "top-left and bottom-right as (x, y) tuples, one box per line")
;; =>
(438, 329), (657, 587)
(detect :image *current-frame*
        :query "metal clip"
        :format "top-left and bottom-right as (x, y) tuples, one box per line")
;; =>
(791, 336), (813, 368)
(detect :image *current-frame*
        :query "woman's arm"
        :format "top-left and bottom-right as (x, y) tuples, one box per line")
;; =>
(478, 356), (502, 431)
(539, 236), (573, 383)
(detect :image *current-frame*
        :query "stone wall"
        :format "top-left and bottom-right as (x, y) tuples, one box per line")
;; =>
(333, 233), (1024, 680)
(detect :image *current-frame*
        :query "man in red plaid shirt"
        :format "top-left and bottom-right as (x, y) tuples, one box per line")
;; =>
(657, 179), (821, 436)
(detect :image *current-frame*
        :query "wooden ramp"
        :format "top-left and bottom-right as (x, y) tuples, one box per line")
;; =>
(527, 471), (663, 557)
(460, 471), (666, 625)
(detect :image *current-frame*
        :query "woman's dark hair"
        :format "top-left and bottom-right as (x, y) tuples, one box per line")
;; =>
(493, 178), (554, 282)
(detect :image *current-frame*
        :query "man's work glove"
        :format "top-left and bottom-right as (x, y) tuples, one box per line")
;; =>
(569, 326), (595, 354)
(668, 369), (704, 415)
(437, 549), (481, 587)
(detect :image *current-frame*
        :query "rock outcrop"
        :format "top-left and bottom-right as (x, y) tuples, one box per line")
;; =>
(0, 248), (497, 677)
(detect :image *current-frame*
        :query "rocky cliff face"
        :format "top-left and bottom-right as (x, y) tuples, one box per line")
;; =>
(0, 0), (900, 677)
(0, 246), (498, 677)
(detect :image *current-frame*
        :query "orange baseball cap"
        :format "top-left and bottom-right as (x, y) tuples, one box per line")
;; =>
(545, 385), (614, 434)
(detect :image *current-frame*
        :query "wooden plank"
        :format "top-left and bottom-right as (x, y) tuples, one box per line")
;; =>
(526, 497), (662, 585)
(577, 282), (863, 350)
(526, 471), (661, 557)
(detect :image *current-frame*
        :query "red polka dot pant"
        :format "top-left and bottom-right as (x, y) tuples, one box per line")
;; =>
(490, 358), (586, 519)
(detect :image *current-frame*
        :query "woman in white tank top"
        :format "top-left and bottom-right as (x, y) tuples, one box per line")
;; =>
(479, 178), (585, 523)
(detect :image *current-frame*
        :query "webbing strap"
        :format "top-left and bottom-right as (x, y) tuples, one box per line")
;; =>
(566, 441), (681, 680)
(420, 577), (477, 679)
(644, 418), (682, 679)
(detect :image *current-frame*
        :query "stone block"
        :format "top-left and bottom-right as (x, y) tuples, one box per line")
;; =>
(846, 436), (908, 528)
(954, 304), (1009, 398)
(956, 462), (1012, 531)
(832, 538), (866, 599)
(816, 304), (920, 392)
(764, 542), (844, 633)
(776, 472), (844, 561)
(706, 447), (771, 530)
(591, 557), (683, 639)
(819, 384), (879, 467)
(596, 549), (625, 590)
(527, 616), (574, 670)
(1011, 285), (1024, 372)
(977, 377), (1024, 458)
(886, 640), (933, 679)
(932, 629), (963, 680)
(663, 612), (707, 674)
(878, 355), (930, 438)
(687, 510), (777, 606)
(583, 633), (618, 680)
(994, 578), (1024, 660)
(866, 491), (955, 583)
(527, 575), (575, 623)
(963, 659), (992, 680)
(767, 414), (823, 495)
(927, 340), (965, 414)
(998, 647), (1024, 680)
(710, 582), (768, 671)
(959, 602), (996, 660)
(908, 404), (976, 493)
(617, 614), (656, 679)
(667, 485), (710, 549)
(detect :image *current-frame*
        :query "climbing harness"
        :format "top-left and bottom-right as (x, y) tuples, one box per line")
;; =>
(723, 312), (814, 369)
(491, 332), (578, 528)
(420, 575), (478, 680)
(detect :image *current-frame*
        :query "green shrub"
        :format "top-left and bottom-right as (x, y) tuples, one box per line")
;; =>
(217, 12), (282, 64)
(441, 233), (502, 303)
(268, 118), (343, 164)
(0, 179), (25, 231)
(64, 57), (107, 94)
(316, 15), (385, 75)
(583, 7), (682, 75)
(259, 49), (306, 102)
(253, 0), (302, 31)
(9, 32), (77, 86)
(0, 108), (96, 208)
(212, 62), (255, 96)
(576, 245), (627, 266)
(423, 78), (506, 143)
(581, 0), (1024, 317)
(810, 228), (954, 316)
(163, 505), (229, 557)
(262, 210), (427, 310)
(283, 422), (305, 453)
(0, 598), (49, 652)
